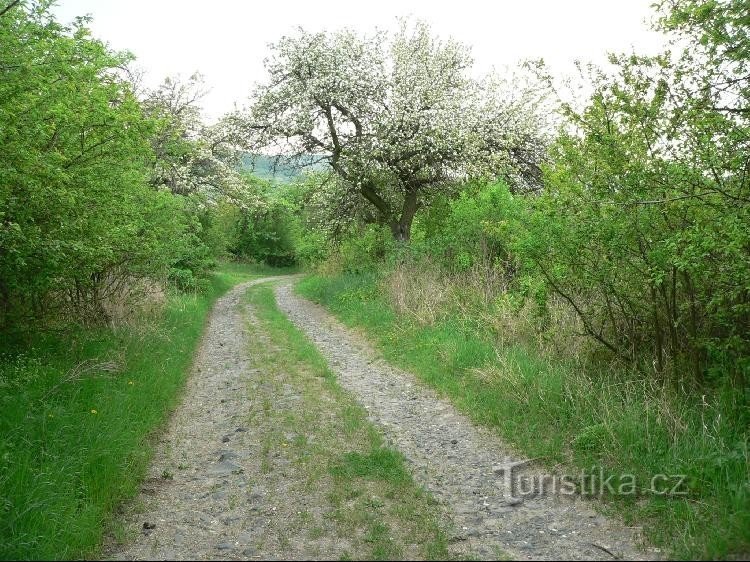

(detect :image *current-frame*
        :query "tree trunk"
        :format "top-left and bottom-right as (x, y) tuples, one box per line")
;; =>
(390, 188), (419, 242)
(390, 220), (410, 241)
(360, 182), (419, 242)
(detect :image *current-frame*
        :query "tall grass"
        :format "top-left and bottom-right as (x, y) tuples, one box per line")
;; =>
(0, 262), (274, 560)
(297, 267), (749, 560)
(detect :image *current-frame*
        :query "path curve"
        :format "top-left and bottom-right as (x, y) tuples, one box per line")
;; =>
(275, 280), (661, 561)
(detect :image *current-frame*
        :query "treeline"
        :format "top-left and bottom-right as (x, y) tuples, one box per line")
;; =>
(252, 0), (750, 388)
(6, 0), (743, 384)
(0, 2), (289, 336)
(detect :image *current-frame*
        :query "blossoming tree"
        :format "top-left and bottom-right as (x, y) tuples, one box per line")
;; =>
(243, 21), (547, 240)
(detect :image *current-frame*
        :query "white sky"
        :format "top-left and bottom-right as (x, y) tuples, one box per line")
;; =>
(52, 0), (666, 122)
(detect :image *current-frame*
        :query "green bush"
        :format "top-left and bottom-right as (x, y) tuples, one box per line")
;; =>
(418, 181), (518, 273)
(0, 5), (216, 328)
(337, 224), (396, 273)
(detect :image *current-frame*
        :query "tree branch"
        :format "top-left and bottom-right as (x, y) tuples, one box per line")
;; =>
(360, 182), (392, 219)
(0, 0), (20, 18)
(332, 101), (363, 139)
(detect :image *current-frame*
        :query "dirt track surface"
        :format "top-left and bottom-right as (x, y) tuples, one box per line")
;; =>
(109, 277), (661, 560)
(110, 277), (289, 560)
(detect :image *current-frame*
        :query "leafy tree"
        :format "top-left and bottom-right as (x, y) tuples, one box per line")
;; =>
(520, 0), (749, 382)
(242, 21), (547, 240)
(143, 74), (247, 201)
(0, 2), (215, 325)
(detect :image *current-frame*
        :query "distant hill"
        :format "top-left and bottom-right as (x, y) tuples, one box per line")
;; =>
(240, 154), (307, 183)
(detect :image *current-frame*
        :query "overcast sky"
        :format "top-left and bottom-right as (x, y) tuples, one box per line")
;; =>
(52, 0), (666, 121)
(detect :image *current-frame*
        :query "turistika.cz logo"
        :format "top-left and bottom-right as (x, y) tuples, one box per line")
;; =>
(493, 459), (690, 502)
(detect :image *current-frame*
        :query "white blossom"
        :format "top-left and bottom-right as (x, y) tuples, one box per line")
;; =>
(242, 20), (549, 239)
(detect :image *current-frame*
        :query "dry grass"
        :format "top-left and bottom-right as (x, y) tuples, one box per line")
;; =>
(100, 276), (166, 326)
(381, 261), (450, 326)
(42, 273), (168, 329)
(380, 259), (708, 459)
(381, 259), (595, 361)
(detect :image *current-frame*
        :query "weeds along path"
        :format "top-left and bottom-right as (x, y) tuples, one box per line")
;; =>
(275, 280), (662, 561)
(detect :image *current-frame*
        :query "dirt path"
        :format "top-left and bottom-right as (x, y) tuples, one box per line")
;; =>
(109, 276), (450, 561)
(275, 280), (662, 561)
(109, 276), (289, 560)
(110, 276), (661, 561)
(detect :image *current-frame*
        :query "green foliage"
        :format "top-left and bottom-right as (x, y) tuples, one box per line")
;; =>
(165, 199), (218, 292)
(228, 177), (299, 266)
(284, 173), (339, 265)
(0, 262), (269, 560)
(336, 0), (750, 386)
(292, 226), (329, 266)
(0, 3), (217, 329)
(516, 0), (750, 381)
(336, 225), (396, 273)
(2, 0), (748, 558)
(418, 181), (518, 273)
(657, 0), (750, 66)
(217, 171), (367, 269)
(198, 200), (243, 259)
